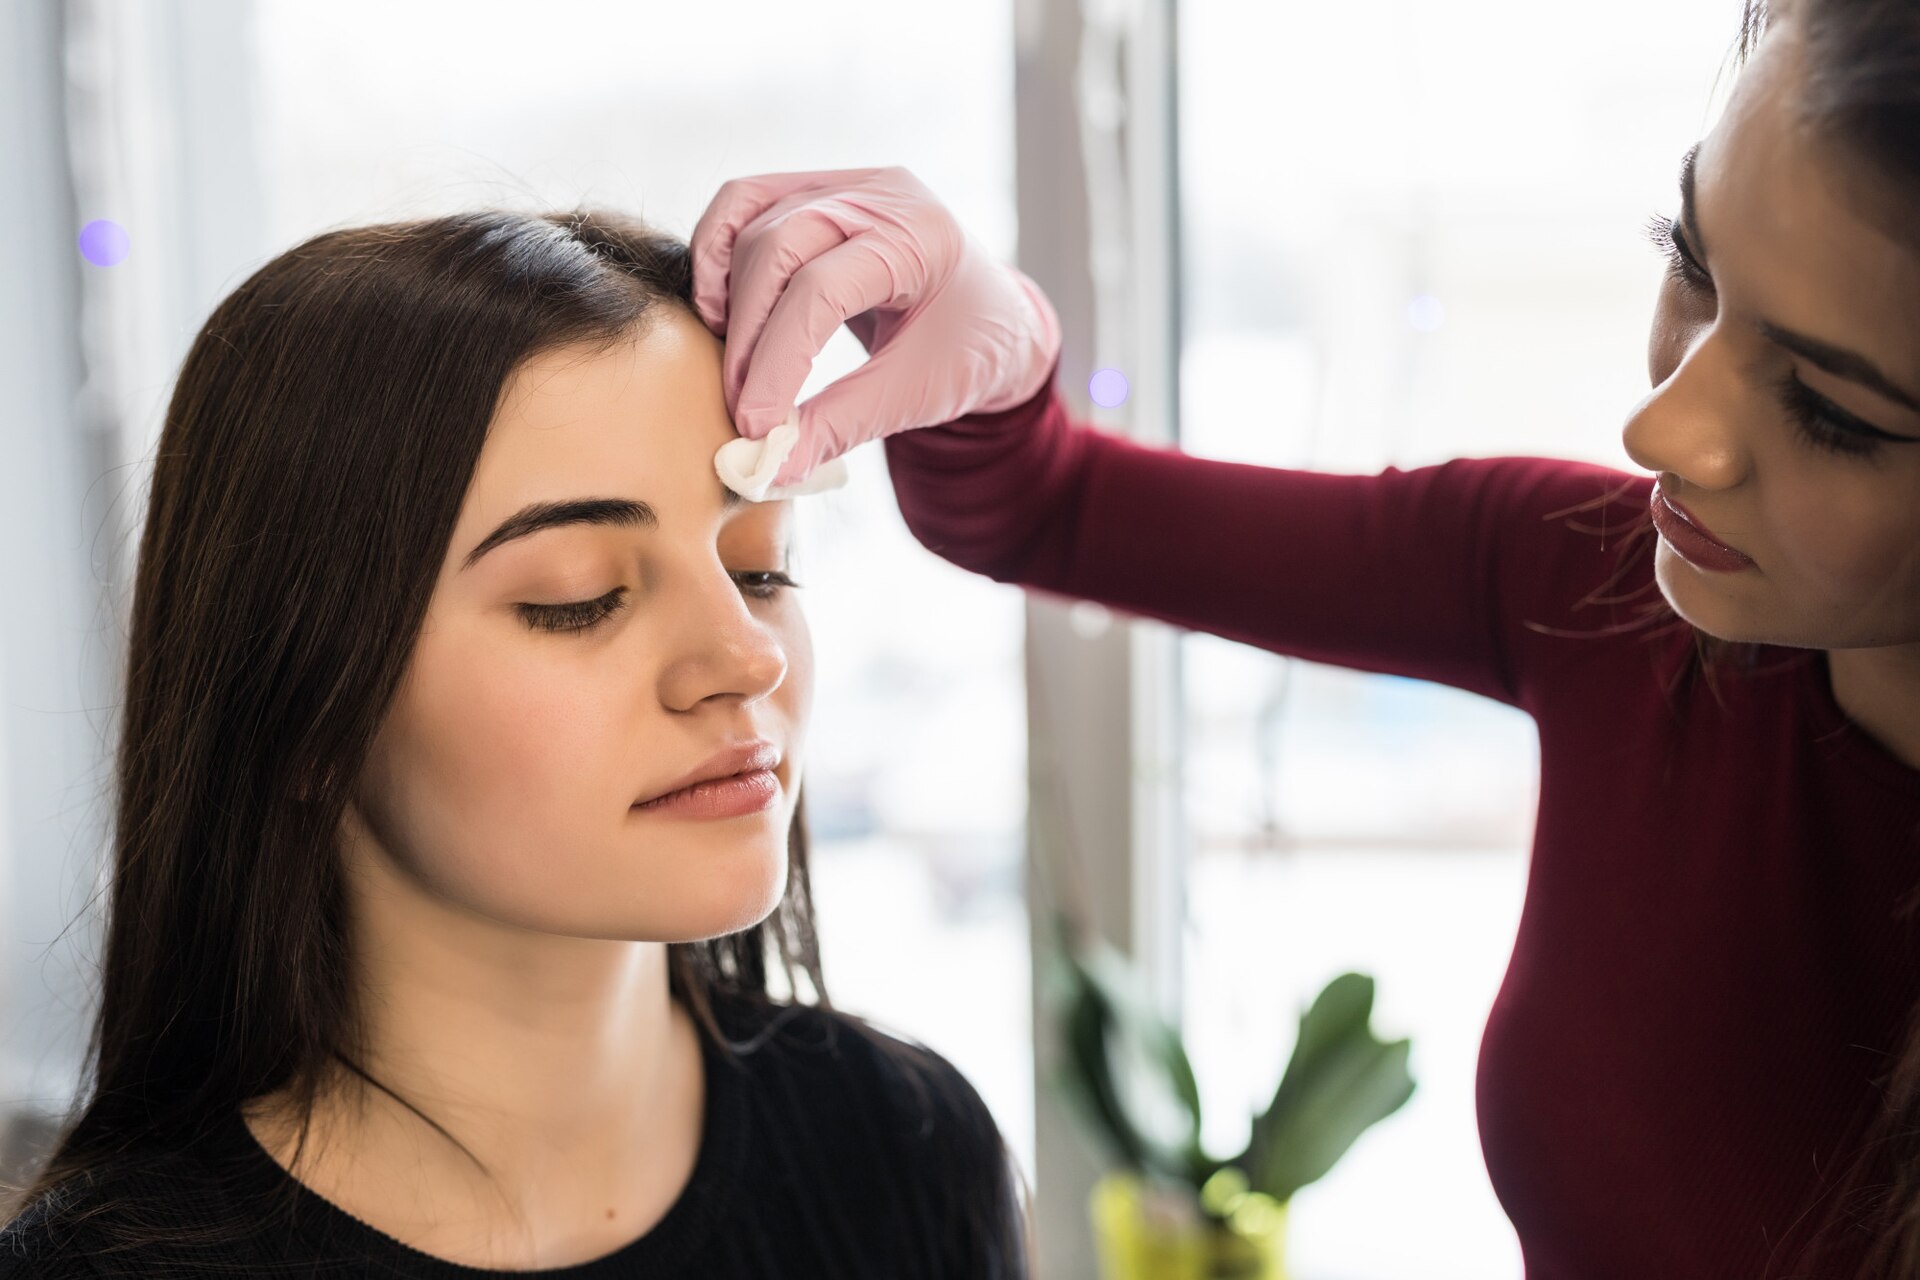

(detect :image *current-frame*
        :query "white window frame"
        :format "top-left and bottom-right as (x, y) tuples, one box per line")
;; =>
(1013, 0), (1186, 1271)
(1, 0), (267, 1169)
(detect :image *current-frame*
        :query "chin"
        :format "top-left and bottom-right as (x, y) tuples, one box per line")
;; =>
(656, 835), (792, 943)
(1652, 544), (1845, 650)
(1652, 544), (1764, 644)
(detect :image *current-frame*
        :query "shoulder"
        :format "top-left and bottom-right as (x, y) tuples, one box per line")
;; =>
(0, 1179), (109, 1279)
(710, 994), (1001, 1148)
(0, 1146), (277, 1280)
(1469, 453), (1658, 593)
(707, 993), (1029, 1277)
(1435, 456), (1675, 690)
(1375, 454), (1658, 634)
(1417, 455), (1650, 547)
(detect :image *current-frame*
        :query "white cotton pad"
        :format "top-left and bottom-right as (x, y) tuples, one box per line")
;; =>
(714, 418), (850, 502)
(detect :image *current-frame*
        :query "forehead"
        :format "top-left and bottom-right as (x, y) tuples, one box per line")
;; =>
(1702, 17), (1920, 387)
(472, 307), (738, 508)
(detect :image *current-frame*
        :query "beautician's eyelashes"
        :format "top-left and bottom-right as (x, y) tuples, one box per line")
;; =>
(516, 571), (802, 634)
(1773, 370), (1890, 461)
(1644, 212), (1713, 292)
(1643, 211), (1893, 462)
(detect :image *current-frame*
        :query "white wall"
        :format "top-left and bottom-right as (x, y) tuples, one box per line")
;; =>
(0, 0), (107, 1167)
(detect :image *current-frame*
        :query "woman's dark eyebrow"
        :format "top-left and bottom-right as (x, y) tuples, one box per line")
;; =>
(1755, 321), (1920, 419)
(461, 486), (747, 571)
(462, 498), (654, 571)
(1679, 141), (1920, 424)
(1679, 141), (1708, 266)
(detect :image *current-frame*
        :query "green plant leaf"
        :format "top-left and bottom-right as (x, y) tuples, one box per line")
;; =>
(1242, 973), (1416, 1203)
(1052, 937), (1205, 1184)
(1060, 957), (1149, 1169)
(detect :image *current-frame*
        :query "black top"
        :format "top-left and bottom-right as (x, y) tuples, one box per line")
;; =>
(0, 993), (1027, 1278)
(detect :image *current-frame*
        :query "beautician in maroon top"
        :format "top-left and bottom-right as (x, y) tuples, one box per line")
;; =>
(690, 4), (1920, 1275)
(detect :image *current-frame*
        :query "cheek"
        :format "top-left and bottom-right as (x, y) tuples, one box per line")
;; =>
(1763, 475), (1920, 639)
(420, 627), (623, 810)
(358, 622), (634, 907)
(354, 605), (812, 942)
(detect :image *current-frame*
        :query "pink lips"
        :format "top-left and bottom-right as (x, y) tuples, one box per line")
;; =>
(631, 740), (782, 820)
(1649, 485), (1754, 574)
(631, 769), (779, 820)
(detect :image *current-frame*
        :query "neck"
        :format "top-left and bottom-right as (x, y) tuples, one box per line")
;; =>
(248, 814), (707, 1265)
(1827, 642), (1920, 772)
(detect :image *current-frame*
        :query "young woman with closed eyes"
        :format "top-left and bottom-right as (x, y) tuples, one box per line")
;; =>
(0, 211), (1027, 1278)
(688, 0), (1920, 1274)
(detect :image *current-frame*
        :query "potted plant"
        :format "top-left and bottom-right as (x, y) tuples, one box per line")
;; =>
(1050, 919), (1416, 1280)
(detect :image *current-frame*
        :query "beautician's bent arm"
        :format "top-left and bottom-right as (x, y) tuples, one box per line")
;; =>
(883, 373), (1651, 715)
(692, 166), (1649, 713)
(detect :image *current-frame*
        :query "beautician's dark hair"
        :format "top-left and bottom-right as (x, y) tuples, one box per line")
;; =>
(0, 207), (1027, 1274)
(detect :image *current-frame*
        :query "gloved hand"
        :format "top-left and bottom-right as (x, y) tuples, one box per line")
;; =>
(692, 166), (1062, 497)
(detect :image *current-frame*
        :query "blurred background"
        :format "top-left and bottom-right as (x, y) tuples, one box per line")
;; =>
(0, 1), (1746, 1275)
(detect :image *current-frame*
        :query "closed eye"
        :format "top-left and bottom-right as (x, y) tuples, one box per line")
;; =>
(517, 588), (628, 634)
(516, 570), (803, 635)
(734, 570), (800, 600)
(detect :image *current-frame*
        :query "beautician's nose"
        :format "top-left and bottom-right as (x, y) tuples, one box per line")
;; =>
(1621, 326), (1754, 493)
(655, 568), (788, 712)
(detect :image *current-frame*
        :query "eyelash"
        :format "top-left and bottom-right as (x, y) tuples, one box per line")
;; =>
(516, 571), (801, 634)
(1642, 211), (1884, 461)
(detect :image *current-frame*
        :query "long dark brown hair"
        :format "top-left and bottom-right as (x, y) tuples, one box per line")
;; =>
(0, 206), (1023, 1270)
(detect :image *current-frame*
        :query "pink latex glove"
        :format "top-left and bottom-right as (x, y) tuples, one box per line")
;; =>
(691, 166), (1062, 493)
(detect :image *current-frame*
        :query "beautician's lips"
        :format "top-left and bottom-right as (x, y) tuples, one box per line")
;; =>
(1650, 485), (1754, 574)
(632, 741), (781, 818)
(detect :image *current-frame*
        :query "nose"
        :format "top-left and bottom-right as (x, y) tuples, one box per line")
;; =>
(656, 565), (789, 713)
(1621, 324), (1753, 495)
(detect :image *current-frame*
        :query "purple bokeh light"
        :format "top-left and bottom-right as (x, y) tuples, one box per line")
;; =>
(77, 219), (130, 267)
(1088, 367), (1129, 408)
(1406, 293), (1445, 332)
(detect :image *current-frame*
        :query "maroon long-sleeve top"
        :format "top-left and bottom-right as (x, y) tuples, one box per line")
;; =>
(883, 368), (1920, 1279)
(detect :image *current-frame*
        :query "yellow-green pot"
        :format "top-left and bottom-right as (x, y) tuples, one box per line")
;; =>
(1089, 1171), (1288, 1280)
